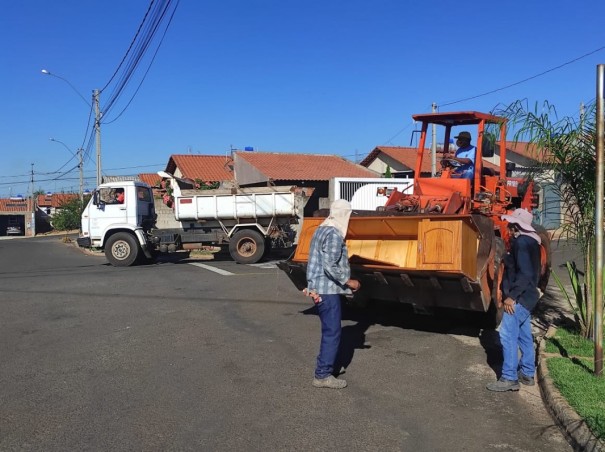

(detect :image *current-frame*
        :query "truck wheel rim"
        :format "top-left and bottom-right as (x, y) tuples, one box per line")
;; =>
(113, 241), (130, 260)
(237, 238), (256, 257)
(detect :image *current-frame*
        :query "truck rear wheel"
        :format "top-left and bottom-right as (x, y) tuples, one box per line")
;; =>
(105, 232), (140, 267)
(229, 229), (265, 264)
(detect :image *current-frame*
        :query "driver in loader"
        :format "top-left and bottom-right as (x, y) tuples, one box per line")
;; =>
(442, 131), (476, 179)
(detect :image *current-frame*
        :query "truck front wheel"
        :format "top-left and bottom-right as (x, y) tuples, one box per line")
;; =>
(105, 232), (140, 267)
(229, 229), (265, 264)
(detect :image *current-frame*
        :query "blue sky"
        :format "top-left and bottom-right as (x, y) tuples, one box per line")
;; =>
(1, 0), (604, 196)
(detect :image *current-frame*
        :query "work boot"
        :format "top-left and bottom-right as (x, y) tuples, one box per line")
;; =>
(312, 375), (347, 389)
(517, 371), (536, 386)
(486, 378), (520, 392)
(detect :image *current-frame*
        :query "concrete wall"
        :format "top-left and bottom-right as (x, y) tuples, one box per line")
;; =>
(154, 199), (182, 229)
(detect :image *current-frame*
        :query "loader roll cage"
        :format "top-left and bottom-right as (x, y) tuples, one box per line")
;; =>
(407, 111), (518, 217)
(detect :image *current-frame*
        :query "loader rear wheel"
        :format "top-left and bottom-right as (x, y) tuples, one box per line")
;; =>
(229, 229), (265, 264)
(105, 232), (140, 267)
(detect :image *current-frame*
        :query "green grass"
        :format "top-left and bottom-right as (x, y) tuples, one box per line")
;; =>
(545, 327), (605, 439)
(545, 326), (595, 357)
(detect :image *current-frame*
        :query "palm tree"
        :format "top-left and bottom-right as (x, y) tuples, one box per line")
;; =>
(496, 100), (598, 338)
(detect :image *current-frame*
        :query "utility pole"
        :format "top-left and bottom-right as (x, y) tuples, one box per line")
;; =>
(30, 163), (36, 236)
(595, 64), (604, 377)
(431, 103), (437, 176)
(78, 148), (84, 204)
(94, 89), (102, 187)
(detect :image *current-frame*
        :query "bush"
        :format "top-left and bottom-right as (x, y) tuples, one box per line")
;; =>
(52, 198), (84, 231)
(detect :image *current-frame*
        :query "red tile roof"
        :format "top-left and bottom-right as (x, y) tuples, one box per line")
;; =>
(165, 155), (234, 181)
(37, 193), (78, 208)
(361, 146), (501, 174)
(235, 152), (378, 180)
(0, 198), (30, 212)
(505, 141), (545, 161)
(138, 173), (162, 187)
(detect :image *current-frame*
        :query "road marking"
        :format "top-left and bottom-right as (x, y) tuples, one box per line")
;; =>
(247, 260), (279, 269)
(188, 262), (235, 276)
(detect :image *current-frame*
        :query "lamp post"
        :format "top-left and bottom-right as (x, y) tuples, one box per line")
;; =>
(50, 138), (83, 204)
(41, 69), (102, 187)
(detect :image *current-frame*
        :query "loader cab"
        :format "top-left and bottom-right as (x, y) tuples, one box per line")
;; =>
(409, 111), (509, 214)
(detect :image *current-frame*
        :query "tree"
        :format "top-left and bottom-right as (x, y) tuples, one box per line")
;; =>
(52, 197), (85, 231)
(497, 100), (599, 339)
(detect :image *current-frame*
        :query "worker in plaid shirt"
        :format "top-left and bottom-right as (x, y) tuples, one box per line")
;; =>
(305, 199), (360, 389)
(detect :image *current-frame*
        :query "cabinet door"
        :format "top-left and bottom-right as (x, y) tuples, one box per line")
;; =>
(417, 220), (461, 271)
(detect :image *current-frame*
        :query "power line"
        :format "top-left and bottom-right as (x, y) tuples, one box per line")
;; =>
(101, 0), (179, 121)
(439, 45), (605, 107)
(100, 0), (156, 92)
(103, 0), (180, 124)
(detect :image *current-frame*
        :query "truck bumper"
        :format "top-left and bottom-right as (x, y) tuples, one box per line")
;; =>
(77, 236), (91, 247)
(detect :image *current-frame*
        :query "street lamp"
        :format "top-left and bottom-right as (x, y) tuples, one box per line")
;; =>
(50, 138), (83, 204)
(41, 69), (102, 187)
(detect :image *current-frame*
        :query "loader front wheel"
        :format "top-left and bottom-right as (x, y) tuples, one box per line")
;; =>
(105, 232), (140, 267)
(229, 229), (265, 264)
(484, 237), (506, 329)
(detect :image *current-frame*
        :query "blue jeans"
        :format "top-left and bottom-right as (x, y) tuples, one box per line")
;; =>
(499, 303), (535, 381)
(315, 294), (342, 379)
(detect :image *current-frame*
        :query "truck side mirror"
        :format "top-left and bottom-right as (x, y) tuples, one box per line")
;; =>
(92, 190), (104, 207)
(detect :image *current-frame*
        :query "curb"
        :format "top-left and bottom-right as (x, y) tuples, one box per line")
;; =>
(537, 340), (605, 451)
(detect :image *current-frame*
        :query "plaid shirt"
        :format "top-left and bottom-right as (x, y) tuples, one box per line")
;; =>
(306, 226), (351, 295)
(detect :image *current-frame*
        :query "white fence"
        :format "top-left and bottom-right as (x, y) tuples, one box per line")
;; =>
(330, 177), (415, 211)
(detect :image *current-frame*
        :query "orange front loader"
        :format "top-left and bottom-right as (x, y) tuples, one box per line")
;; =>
(278, 111), (550, 326)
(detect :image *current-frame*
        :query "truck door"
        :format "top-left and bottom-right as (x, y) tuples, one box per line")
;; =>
(88, 187), (129, 238)
(136, 185), (155, 228)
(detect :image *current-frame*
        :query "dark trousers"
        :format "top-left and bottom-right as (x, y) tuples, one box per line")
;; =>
(315, 294), (342, 379)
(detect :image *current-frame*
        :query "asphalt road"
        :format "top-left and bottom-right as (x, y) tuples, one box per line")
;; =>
(0, 236), (572, 451)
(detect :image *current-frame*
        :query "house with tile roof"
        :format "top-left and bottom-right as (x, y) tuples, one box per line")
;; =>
(164, 154), (235, 184)
(360, 146), (501, 177)
(138, 173), (162, 188)
(35, 193), (80, 233)
(233, 151), (379, 214)
(485, 141), (560, 229)
(0, 197), (30, 236)
(36, 193), (79, 216)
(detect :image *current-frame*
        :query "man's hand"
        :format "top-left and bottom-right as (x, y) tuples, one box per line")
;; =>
(303, 288), (322, 304)
(503, 297), (516, 314)
(347, 279), (361, 292)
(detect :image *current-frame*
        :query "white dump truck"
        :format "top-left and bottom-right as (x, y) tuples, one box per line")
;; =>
(77, 172), (307, 266)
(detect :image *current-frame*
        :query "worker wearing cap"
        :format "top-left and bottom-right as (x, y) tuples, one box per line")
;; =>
(486, 208), (541, 392)
(444, 131), (475, 179)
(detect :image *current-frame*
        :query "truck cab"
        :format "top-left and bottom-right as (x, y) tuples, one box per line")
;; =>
(78, 181), (156, 265)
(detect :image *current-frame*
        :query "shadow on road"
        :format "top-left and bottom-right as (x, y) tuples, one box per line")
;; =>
(301, 291), (574, 381)
(301, 299), (498, 377)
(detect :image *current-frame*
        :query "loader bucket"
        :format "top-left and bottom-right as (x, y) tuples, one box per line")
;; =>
(278, 212), (498, 314)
